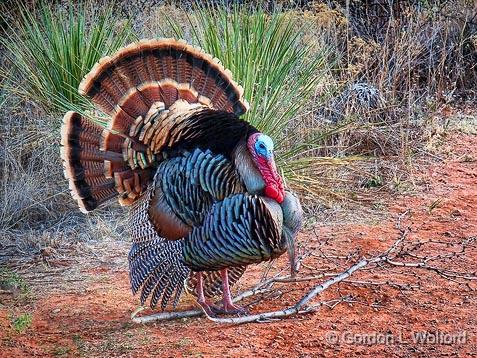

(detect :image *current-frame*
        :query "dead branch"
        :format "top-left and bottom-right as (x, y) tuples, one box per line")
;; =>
(131, 308), (203, 323)
(382, 257), (477, 281)
(132, 258), (372, 324)
(344, 279), (420, 289)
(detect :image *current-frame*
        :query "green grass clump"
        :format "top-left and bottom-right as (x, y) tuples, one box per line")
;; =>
(163, 6), (333, 192)
(0, 268), (30, 297)
(10, 312), (32, 333)
(0, 1), (134, 115)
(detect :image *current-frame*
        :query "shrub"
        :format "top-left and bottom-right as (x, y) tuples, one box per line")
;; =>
(160, 5), (334, 193)
(0, 1), (134, 116)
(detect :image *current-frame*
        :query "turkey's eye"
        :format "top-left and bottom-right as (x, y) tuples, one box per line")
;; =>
(258, 143), (266, 149)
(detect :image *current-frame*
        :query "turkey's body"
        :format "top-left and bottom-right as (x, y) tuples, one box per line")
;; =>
(60, 39), (303, 314)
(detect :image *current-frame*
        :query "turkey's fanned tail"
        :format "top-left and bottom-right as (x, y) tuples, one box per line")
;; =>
(60, 111), (124, 212)
(78, 39), (249, 117)
(61, 38), (250, 212)
(60, 111), (153, 211)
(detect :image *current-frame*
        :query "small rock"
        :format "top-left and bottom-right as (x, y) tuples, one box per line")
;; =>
(450, 209), (462, 217)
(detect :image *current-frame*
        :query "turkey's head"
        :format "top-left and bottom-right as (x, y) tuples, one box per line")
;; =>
(247, 133), (284, 204)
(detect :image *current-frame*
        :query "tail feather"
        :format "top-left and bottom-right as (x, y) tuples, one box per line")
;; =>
(128, 188), (190, 309)
(141, 263), (171, 305)
(100, 131), (124, 153)
(137, 82), (166, 104)
(129, 242), (169, 293)
(121, 88), (156, 119)
(171, 277), (185, 308)
(160, 278), (178, 311)
(129, 238), (190, 309)
(61, 111), (151, 212)
(107, 107), (135, 134)
(159, 80), (179, 106)
(60, 112), (119, 212)
(79, 38), (249, 117)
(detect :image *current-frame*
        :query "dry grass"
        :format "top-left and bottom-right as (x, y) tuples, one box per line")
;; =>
(0, 96), (127, 268)
(0, 109), (129, 292)
(1, 103), (66, 231)
(0, 5), (132, 271)
(274, 1), (477, 206)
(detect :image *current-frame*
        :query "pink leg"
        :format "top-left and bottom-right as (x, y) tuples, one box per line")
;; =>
(195, 272), (217, 317)
(219, 268), (248, 314)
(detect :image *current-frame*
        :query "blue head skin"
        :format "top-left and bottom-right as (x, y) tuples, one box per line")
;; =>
(247, 132), (284, 203)
(254, 134), (274, 160)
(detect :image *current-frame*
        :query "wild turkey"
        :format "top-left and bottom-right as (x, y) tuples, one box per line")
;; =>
(60, 39), (303, 315)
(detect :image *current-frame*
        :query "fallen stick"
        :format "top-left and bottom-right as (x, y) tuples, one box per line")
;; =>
(131, 309), (202, 323)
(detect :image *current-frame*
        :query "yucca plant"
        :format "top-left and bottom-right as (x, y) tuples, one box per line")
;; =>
(0, 1), (134, 116)
(160, 5), (337, 194)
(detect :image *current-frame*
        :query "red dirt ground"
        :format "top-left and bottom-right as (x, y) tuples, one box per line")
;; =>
(1, 132), (476, 357)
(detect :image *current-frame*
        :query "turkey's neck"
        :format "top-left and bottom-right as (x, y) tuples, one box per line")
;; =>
(232, 141), (266, 195)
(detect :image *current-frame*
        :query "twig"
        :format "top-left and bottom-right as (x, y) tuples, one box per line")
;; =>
(383, 257), (477, 281)
(344, 279), (419, 289)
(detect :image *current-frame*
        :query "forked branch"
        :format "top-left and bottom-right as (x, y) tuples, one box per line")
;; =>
(131, 257), (373, 324)
(205, 257), (370, 324)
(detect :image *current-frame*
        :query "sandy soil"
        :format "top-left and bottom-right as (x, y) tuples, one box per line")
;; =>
(1, 132), (476, 357)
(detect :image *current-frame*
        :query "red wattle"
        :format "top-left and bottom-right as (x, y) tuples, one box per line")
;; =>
(247, 133), (285, 204)
(265, 185), (284, 204)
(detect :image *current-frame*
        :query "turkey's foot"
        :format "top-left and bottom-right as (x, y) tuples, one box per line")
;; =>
(197, 299), (222, 318)
(195, 272), (222, 317)
(216, 268), (249, 315)
(214, 299), (249, 315)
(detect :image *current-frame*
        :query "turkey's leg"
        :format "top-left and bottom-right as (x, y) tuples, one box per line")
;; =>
(218, 268), (248, 314)
(195, 272), (218, 317)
